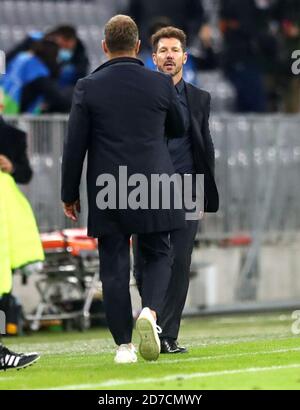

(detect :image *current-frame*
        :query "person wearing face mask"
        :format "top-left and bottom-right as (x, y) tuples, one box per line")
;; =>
(6, 25), (89, 92)
(46, 25), (89, 88)
(1, 39), (71, 113)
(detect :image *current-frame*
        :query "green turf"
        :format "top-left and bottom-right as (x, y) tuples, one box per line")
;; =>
(1, 311), (300, 390)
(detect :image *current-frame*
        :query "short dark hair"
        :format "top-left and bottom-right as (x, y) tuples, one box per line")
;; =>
(47, 25), (77, 40)
(104, 15), (138, 53)
(151, 26), (187, 53)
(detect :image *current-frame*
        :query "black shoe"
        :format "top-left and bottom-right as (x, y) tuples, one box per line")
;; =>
(160, 338), (188, 354)
(0, 346), (40, 371)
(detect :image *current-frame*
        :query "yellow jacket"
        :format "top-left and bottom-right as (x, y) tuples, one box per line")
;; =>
(0, 170), (44, 295)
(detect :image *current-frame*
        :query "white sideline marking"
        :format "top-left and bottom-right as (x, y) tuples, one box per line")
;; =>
(60, 346), (300, 369)
(148, 346), (300, 365)
(0, 377), (16, 381)
(48, 363), (300, 390)
(9, 332), (292, 356)
(210, 314), (292, 325)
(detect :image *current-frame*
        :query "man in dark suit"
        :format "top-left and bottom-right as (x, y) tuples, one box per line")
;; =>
(61, 15), (186, 363)
(134, 26), (219, 354)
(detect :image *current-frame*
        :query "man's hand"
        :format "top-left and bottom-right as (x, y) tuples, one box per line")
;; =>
(63, 199), (81, 222)
(0, 155), (14, 174)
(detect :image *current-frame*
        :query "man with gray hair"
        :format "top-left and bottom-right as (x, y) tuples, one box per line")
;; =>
(61, 15), (185, 363)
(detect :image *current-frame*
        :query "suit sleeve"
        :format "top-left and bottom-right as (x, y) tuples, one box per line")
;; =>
(12, 131), (33, 184)
(165, 77), (186, 139)
(201, 92), (215, 175)
(61, 79), (90, 203)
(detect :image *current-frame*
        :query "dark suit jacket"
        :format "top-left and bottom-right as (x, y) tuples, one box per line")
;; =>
(0, 116), (32, 184)
(61, 57), (186, 236)
(185, 82), (219, 212)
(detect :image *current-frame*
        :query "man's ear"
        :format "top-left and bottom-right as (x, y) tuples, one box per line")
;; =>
(183, 52), (188, 65)
(102, 40), (108, 55)
(152, 53), (158, 66)
(135, 40), (141, 55)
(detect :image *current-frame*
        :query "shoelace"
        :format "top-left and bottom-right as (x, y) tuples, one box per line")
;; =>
(156, 325), (162, 334)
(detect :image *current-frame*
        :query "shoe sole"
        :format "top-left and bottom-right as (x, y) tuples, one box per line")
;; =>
(114, 357), (137, 364)
(0, 356), (40, 372)
(136, 318), (160, 361)
(161, 349), (188, 354)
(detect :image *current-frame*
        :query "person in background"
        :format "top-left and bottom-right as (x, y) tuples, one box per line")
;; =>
(1, 39), (71, 114)
(46, 25), (89, 88)
(127, 0), (210, 48)
(6, 24), (89, 91)
(219, 0), (276, 112)
(6, 30), (44, 65)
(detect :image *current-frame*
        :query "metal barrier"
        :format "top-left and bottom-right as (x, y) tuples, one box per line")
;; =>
(4, 114), (300, 239)
(4, 114), (300, 308)
(207, 114), (300, 239)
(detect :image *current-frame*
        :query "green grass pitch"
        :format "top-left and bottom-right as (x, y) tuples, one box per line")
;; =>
(1, 311), (300, 390)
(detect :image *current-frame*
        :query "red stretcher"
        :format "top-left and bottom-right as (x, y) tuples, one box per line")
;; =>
(27, 229), (103, 331)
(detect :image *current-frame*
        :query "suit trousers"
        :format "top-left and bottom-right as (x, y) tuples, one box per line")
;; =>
(98, 231), (172, 346)
(134, 175), (200, 340)
(134, 219), (198, 340)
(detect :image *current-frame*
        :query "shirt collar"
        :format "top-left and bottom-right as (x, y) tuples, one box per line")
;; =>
(175, 78), (185, 94)
(92, 57), (144, 73)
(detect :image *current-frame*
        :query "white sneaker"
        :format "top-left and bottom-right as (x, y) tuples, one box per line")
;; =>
(114, 344), (137, 364)
(136, 307), (162, 361)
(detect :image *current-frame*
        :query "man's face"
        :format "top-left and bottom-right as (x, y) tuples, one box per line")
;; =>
(153, 37), (187, 77)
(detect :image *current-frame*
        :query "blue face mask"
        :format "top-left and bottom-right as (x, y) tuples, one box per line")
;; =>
(58, 48), (73, 62)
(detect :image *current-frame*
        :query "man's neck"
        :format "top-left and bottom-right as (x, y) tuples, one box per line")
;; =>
(173, 73), (183, 86)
